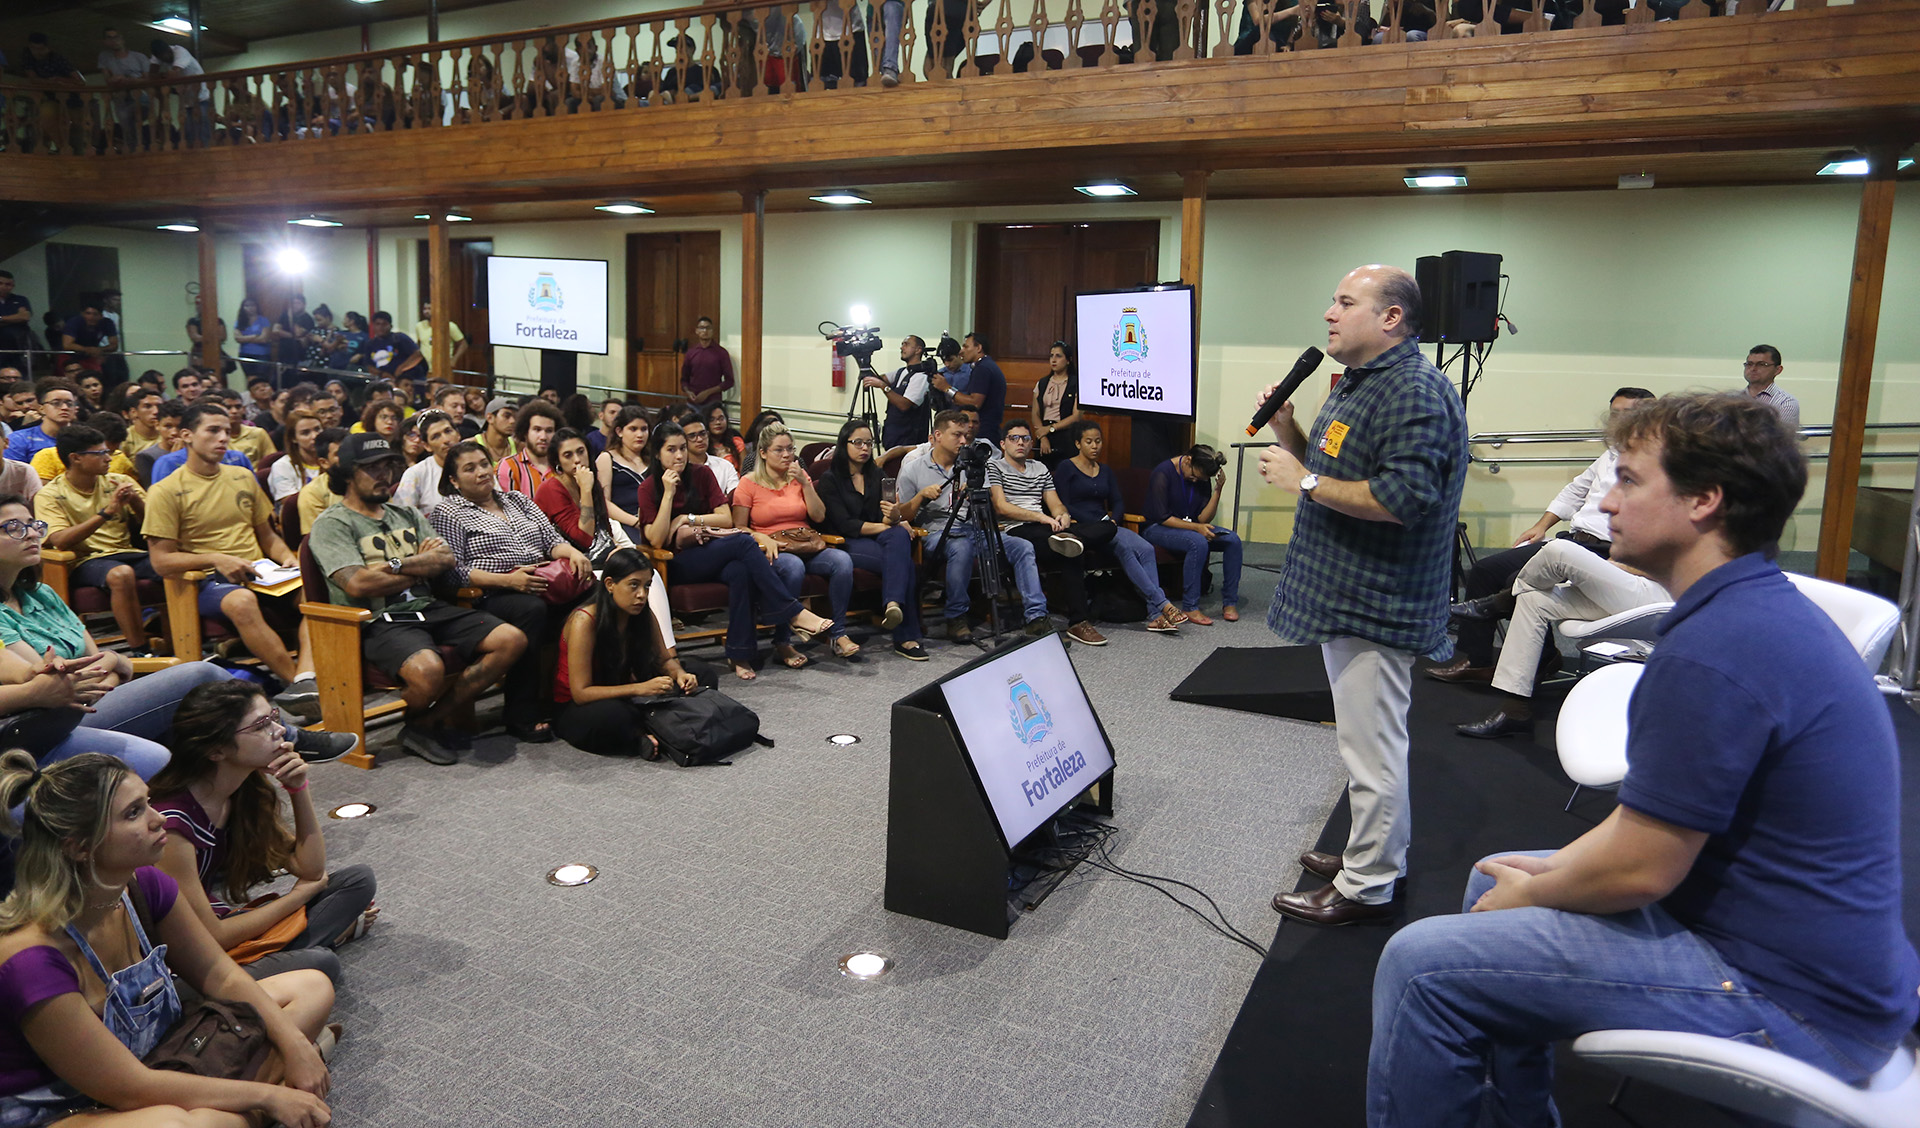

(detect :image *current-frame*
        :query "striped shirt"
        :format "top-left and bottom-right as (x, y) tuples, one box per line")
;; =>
(495, 450), (555, 497)
(988, 457), (1054, 530)
(428, 489), (563, 587)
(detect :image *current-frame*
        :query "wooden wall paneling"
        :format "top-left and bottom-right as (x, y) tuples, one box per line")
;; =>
(428, 218), (452, 382)
(454, 238), (493, 379)
(1815, 149), (1897, 581)
(741, 189), (767, 419)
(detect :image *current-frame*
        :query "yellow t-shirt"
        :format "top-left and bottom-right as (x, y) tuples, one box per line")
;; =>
(31, 447), (135, 484)
(143, 463), (268, 560)
(121, 429), (162, 460)
(413, 320), (465, 356)
(230, 425), (275, 467)
(296, 473), (338, 534)
(34, 472), (143, 560)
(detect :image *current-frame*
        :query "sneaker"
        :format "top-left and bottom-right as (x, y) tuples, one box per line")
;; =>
(293, 727), (360, 765)
(894, 640), (930, 661)
(273, 676), (321, 720)
(1048, 532), (1084, 558)
(945, 617), (973, 644)
(1145, 612), (1181, 634)
(881, 67), (900, 87)
(124, 646), (156, 660)
(1023, 617), (1052, 637)
(399, 724), (462, 765)
(1066, 621), (1107, 646)
(882, 601), (905, 630)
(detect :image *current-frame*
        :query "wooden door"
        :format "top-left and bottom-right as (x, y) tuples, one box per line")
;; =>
(626, 231), (721, 399)
(415, 237), (494, 381)
(973, 221), (1161, 467)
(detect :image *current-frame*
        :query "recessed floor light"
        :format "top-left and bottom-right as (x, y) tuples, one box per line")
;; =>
(826, 733), (861, 746)
(1075, 183), (1136, 197)
(328, 802), (376, 819)
(839, 951), (893, 979)
(547, 863), (598, 887)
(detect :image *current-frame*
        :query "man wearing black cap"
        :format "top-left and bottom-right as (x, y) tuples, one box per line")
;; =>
(307, 433), (529, 764)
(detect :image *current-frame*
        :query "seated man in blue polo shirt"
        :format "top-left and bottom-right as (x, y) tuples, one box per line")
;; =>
(1367, 391), (1920, 1126)
(148, 401), (255, 483)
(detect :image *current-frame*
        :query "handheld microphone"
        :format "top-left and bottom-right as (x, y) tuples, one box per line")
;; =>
(1245, 347), (1325, 437)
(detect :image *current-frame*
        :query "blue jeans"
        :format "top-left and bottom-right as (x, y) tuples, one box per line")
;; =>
(668, 535), (804, 662)
(842, 525), (922, 643)
(770, 546), (853, 643)
(1367, 852), (1896, 1127)
(1107, 525), (1171, 611)
(922, 522), (1047, 624)
(880, 0), (905, 73)
(1141, 523), (1242, 611)
(44, 660), (237, 779)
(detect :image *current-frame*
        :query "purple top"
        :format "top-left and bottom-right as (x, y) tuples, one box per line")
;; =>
(681, 342), (735, 402)
(0, 867), (179, 1096)
(150, 790), (232, 917)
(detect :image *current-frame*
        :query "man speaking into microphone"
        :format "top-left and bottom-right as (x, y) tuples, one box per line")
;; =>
(1256, 264), (1468, 926)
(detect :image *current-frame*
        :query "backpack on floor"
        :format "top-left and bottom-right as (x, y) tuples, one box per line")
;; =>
(640, 688), (771, 766)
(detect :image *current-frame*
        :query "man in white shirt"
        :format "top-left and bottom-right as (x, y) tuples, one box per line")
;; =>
(1740, 344), (1800, 434)
(1428, 386), (1653, 684)
(147, 37), (210, 145)
(393, 409), (458, 517)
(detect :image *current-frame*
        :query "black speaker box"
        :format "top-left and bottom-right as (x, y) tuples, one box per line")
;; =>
(1415, 250), (1502, 344)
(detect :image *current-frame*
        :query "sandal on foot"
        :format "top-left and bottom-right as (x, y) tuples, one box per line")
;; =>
(1184, 609), (1215, 626)
(775, 646), (811, 670)
(833, 637), (862, 659)
(1223, 605), (1240, 622)
(882, 602), (905, 630)
(789, 614), (833, 642)
(507, 721), (556, 744)
(731, 661), (758, 681)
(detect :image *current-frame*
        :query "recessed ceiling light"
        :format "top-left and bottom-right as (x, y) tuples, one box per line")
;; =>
(156, 223), (200, 233)
(444, 212), (473, 222)
(1074, 183), (1136, 197)
(328, 801), (376, 819)
(288, 216), (342, 228)
(1816, 155), (1914, 176)
(1617, 172), (1655, 190)
(155, 17), (194, 33)
(839, 951), (893, 979)
(595, 201), (654, 215)
(826, 733), (861, 746)
(809, 192), (871, 206)
(412, 213), (431, 220)
(547, 863), (598, 887)
(1404, 170), (1468, 189)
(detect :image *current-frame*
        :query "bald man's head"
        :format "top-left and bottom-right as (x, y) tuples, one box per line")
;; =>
(1325, 264), (1421, 366)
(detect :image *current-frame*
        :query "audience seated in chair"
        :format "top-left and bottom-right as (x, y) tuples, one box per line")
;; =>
(495, 400), (562, 498)
(734, 422), (860, 668)
(989, 420), (1109, 646)
(0, 750), (337, 1127)
(429, 441), (592, 745)
(817, 418), (926, 661)
(267, 408), (327, 503)
(150, 680), (377, 984)
(1140, 441), (1242, 624)
(1052, 421), (1186, 634)
(596, 405), (652, 538)
(148, 403), (256, 485)
(144, 404), (319, 720)
(36, 423), (158, 656)
(676, 409), (739, 497)
(1431, 387), (1655, 685)
(535, 427), (627, 565)
(555, 548), (703, 759)
(295, 427), (349, 537)
(1368, 393), (1920, 1122)
(1450, 538), (1669, 738)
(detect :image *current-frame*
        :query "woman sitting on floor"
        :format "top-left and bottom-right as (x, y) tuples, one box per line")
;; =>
(817, 418), (925, 661)
(148, 680), (377, 986)
(430, 442), (595, 744)
(732, 423), (859, 666)
(555, 548), (700, 758)
(1050, 424), (1188, 634)
(0, 750), (335, 1128)
(635, 423), (832, 682)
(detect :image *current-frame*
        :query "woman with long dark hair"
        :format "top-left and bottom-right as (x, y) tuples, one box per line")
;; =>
(637, 422), (831, 681)
(1052, 423), (1189, 634)
(0, 750), (335, 1127)
(554, 548), (698, 757)
(706, 402), (744, 467)
(596, 404), (651, 534)
(267, 408), (325, 501)
(148, 680), (376, 984)
(1029, 340), (1083, 467)
(536, 428), (623, 563)
(233, 298), (273, 375)
(820, 417), (925, 660)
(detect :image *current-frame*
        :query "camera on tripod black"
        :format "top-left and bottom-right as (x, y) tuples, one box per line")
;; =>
(954, 438), (996, 491)
(831, 324), (884, 364)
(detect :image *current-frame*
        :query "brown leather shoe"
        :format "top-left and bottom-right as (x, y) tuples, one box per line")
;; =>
(1066, 621), (1108, 646)
(1426, 656), (1495, 684)
(1299, 850), (1342, 882)
(1271, 882), (1400, 926)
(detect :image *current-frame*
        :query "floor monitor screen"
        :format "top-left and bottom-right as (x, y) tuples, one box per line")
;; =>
(485, 255), (610, 355)
(938, 632), (1117, 849)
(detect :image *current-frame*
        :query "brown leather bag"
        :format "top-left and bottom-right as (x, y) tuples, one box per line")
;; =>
(144, 998), (274, 1081)
(768, 527), (826, 557)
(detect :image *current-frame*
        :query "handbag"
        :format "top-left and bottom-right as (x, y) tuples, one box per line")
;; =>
(530, 558), (593, 605)
(223, 895), (309, 965)
(0, 707), (86, 760)
(143, 998), (274, 1081)
(638, 688), (772, 766)
(768, 527), (827, 558)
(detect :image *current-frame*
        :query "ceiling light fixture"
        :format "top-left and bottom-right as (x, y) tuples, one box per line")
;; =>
(444, 212), (473, 222)
(1404, 170), (1468, 189)
(1617, 172), (1655, 190)
(839, 952), (893, 979)
(1816, 154), (1914, 176)
(1074, 182), (1136, 197)
(156, 223), (200, 233)
(595, 201), (654, 215)
(287, 216), (342, 228)
(547, 863), (599, 887)
(155, 16), (195, 33)
(809, 192), (871, 206)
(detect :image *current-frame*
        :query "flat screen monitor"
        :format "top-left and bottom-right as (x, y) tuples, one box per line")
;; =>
(938, 632), (1117, 849)
(485, 255), (610, 356)
(1073, 284), (1196, 421)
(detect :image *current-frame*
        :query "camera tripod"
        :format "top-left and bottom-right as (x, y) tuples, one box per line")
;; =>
(928, 455), (1021, 650)
(844, 356), (885, 440)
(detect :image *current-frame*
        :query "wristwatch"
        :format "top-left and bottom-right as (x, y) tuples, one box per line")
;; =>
(1298, 473), (1320, 500)
(387, 558), (404, 575)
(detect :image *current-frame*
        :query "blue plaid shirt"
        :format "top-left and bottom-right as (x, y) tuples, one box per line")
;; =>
(1266, 337), (1468, 659)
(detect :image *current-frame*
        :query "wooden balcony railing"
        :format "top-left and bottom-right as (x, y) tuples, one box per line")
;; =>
(0, 0), (1801, 159)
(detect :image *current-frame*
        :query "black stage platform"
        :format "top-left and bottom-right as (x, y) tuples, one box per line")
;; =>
(1185, 646), (1920, 1128)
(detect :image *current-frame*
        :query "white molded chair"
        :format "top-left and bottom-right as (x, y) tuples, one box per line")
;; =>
(1785, 572), (1900, 674)
(1556, 601), (1674, 647)
(1553, 661), (1642, 809)
(1572, 1029), (1920, 1128)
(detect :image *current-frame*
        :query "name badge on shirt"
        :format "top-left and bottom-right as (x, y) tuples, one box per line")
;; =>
(1320, 420), (1351, 459)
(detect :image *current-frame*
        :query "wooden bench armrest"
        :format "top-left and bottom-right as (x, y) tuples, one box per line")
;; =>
(819, 534), (847, 546)
(168, 570), (210, 583)
(298, 601), (373, 626)
(1122, 513), (1147, 526)
(453, 587), (483, 604)
(38, 548), (77, 564)
(640, 546), (674, 563)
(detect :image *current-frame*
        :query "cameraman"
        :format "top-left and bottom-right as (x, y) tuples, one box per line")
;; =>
(861, 334), (935, 451)
(896, 410), (1051, 644)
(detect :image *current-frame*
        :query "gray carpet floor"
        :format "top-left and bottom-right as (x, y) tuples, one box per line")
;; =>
(302, 561), (1345, 1127)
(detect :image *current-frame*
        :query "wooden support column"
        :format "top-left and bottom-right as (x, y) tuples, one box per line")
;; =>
(1180, 171), (1209, 449)
(740, 189), (766, 421)
(196, 227), (220, 374)
(427, 217), (452, 383)
(1815, 148), (1899, 581)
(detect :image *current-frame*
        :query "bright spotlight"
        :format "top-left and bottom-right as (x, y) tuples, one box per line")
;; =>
(275, 248), (310, 275)
(850, 304), (871, 326)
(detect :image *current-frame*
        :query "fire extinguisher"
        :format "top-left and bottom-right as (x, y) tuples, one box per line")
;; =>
(830, 334), (846, 389)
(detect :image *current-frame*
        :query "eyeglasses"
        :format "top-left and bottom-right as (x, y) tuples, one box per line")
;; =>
(846, 438), (874, 448)
(766, 445), (796, 456)
(1743, 360), (1777, 369)
(41, 397), (76, 408)
(0, 520), (47, 540)
(236, 711), (285, 739)
(75, 448), (112, 460)
(1006, 434), (1033, 443)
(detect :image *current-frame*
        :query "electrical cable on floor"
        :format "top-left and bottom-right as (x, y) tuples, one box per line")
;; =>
(1054, 811), (1271, 959)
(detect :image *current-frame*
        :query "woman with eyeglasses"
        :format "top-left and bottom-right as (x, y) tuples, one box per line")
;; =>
(733, 423), (858, 665)
(147, 680), (376, 986)
(818, 418), (925, 660)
